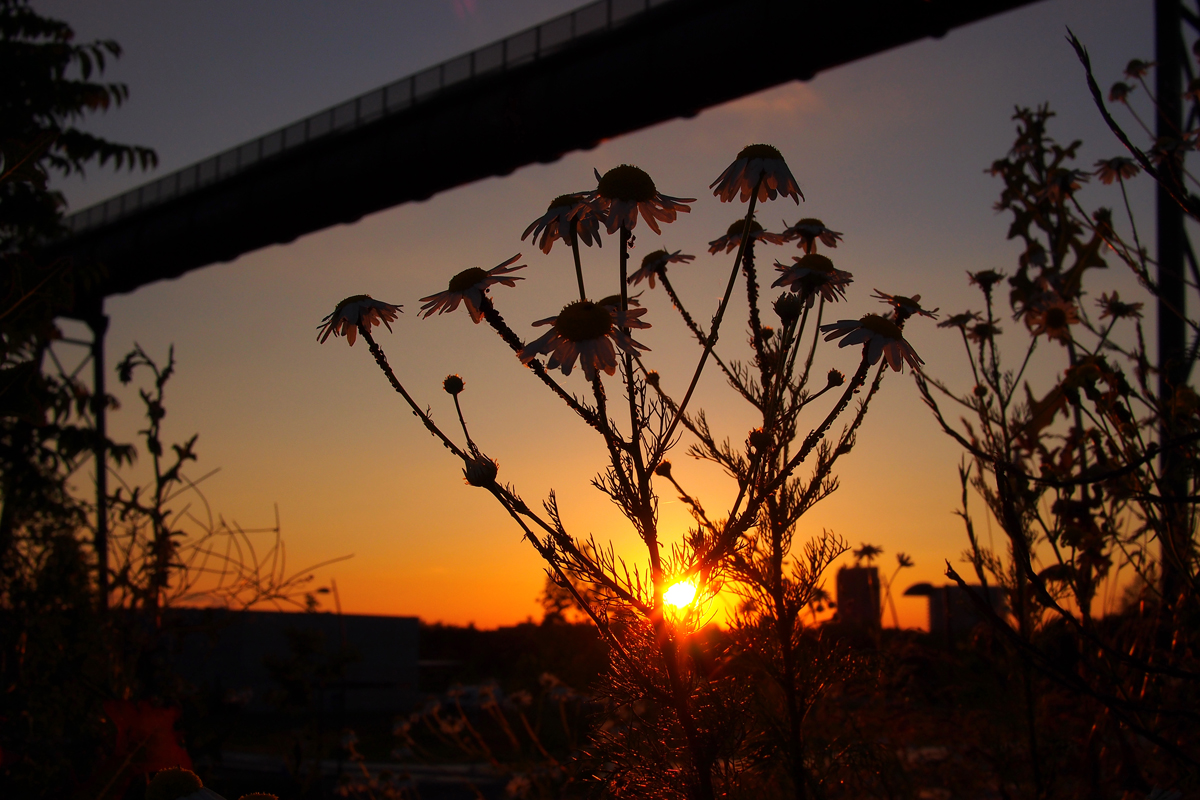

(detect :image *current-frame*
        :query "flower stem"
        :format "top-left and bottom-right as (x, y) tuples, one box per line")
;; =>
(478, 297), (603, 430)
(659, 272), (749, 400)
(619, 224), (655, 576)
(452, 394), (478, 454)
(655, 177), (766, 462)
(359, 326), (465, 460)
(707, 350), (873, 563)
(743, 237), (767, 381)
(570, 221), (587, 301)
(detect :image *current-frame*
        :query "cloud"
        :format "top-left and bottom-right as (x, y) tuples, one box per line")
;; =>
(714, 82), (826, 120)
(449, 0), (477, 20)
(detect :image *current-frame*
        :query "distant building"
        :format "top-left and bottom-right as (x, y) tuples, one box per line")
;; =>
(904, 583), (1008, 638)
(167, 608), (419, 713)
(836, 566), (881, 628)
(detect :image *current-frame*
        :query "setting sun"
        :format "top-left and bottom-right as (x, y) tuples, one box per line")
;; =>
(663, 580), (698, 608)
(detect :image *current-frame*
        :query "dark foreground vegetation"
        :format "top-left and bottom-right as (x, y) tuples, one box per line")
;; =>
(120, 610), (1197, 800)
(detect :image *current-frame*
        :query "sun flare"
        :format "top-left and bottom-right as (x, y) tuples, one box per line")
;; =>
(663, 580), (697, 608)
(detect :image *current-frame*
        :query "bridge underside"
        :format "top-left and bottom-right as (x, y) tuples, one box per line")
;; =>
(57, 0), (1040, 315)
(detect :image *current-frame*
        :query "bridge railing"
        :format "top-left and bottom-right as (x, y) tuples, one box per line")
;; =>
(66, 0), (673, 234)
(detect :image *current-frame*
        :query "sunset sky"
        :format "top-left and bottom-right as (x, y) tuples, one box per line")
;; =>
(39, 0), (1160, 628)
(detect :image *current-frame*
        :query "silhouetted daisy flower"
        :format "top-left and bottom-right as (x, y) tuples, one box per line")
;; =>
(967, 321), (1002, 343)
(519, 299), (650, 380)
(1040, 168), (1088, 203)
(937, 311), (983, 330)
(1094, 157), (1140, 185)
(597, 292), (644, 312)
(521, 194), (602, 254)
(872, 289), (939, 321)
(821, 314), (924, 372)
(781, 218), (843, 253)
(1097, 291), (1144, 320)
(1124, 58), (1153, 80)
(711, 144), (803, 204)
(771, 254), (853, 306)
(967, 269), (1006, 294)
(1026, 295), (1079, 343)
(1109, 81), (1134, 103)
(419, 254), (526, 323)
(627, 249), (695, 289)
(707, 217), (786, 254)
(587, 165), (693, 234)
(317, 295), (402, 346)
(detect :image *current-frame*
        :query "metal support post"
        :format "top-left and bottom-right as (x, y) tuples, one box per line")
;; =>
(1155, 0), (1192, 604)
(87, 310), (109, 610)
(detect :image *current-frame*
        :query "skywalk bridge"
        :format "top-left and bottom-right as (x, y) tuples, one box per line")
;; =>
(55, 0), (1042, 311)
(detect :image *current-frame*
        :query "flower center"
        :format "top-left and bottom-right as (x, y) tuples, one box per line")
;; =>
(597, 164), (657, 202)
(641, 249), (669, 270)
(726, 218), (764, 237)
(448, 267), (488, 292)
(548, 193), (581, 211)
(336, 294), (371, 311)
(859, 314), (903, 340)
(971, 323), (998, 339)
(1045, 307), (1068, 329)
(555, 300), (613, 342)
(796, 218), (825, 229)
(738, 143), (784, 161)
(796, 253), (836, 274)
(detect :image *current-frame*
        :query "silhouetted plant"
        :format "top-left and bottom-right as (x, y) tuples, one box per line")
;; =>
(918, 92), (1200, 795)
(109, 344), (340, 618)
(322, 147), (934, 798)
(0, 2), (159, 795)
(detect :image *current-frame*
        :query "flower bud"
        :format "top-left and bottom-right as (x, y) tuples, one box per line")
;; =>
(654, 460), (673, 478)
(443, 374), (465, 395)
(827, 369), (845, 387)
(974, 384), (988, 398)
(748, 428), (771, 451)
(761, 325), (775, 341)
(463, 456), (499, 487)
(646, 370), (661, 388)
(774, 293), (802, 323)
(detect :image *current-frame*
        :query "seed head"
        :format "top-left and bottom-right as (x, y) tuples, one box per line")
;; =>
(738, 143), (784, 161)
(597, 164), (657, 202)
(146, 768), (203, 800)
